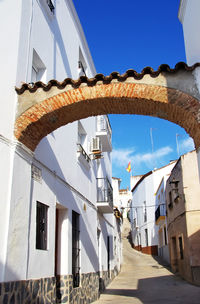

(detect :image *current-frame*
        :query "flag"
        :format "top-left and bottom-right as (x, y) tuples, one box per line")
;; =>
(126, 162), (131, 173)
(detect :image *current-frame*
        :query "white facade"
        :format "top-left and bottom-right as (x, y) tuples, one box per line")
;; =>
(0, 1), (121, 302)
(112, 178), (132, 218)
(155, 177), (170, 264)
(178, 0), (200, 183)
(130, 162), (176, 254)
(179, 0), (200, 66)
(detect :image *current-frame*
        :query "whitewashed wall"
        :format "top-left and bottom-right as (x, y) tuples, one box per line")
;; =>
(179, 0), (200, 182)
(131, 162), (176, 249)
(0, 0), (115, 283)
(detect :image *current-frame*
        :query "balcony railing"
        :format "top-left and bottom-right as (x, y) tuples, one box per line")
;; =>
(77, 143), (90, 163)
(155, 204), (166, 222)
(97, 177), (113, 206)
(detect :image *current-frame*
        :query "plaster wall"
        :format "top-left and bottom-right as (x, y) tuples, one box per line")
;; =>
(179, 0), (200, 179)
(112, 178), (121, 207)
(0, 0), (25, 276)
(2, 0), (116, 286)
(166, 150), (200, 283)
(27, 158), (100, 279)
(4, 148), (33, 282)
(0, 141), (16, 282)
(131, 162), (176, 250)
(180, 0), (200, 66)
(0, 0), (23, 138)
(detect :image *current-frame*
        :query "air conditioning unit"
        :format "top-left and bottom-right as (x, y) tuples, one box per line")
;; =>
(90, 137), (101, 153)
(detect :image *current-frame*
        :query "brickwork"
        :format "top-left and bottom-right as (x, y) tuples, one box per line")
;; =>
(14, 82), (200, 151)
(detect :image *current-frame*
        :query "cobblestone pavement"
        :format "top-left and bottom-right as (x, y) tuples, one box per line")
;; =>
(93, 218), (200, 304)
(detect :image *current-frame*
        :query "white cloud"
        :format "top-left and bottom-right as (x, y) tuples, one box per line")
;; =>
(112, 146), (173, 169)
(179, 137), (194, 154)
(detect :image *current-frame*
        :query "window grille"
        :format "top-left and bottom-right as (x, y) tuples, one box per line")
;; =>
(72, 211), (80, 288)
(36, 202), (48, 250)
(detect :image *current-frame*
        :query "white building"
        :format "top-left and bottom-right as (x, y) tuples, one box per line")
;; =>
(178, 0), (200, 179)
(0, 1), (121, 303)
(179, 0), (200, 66)
(155, 176), (171, 264)
(112, 178), (132, 218)
(130, 162), (176, 255)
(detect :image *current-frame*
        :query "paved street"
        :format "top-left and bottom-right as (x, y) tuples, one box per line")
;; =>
(93, 219), (200, 304)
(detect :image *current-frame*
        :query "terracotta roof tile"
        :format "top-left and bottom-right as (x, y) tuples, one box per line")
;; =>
(15, 62), (200, 95)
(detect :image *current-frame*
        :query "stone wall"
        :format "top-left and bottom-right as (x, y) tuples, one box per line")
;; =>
(56, 273), (99, 304)
(0, 277), (56, 304)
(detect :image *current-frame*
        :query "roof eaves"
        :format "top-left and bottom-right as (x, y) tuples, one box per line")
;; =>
(15, 62), (200, 95)
(131, 170), (153, 193)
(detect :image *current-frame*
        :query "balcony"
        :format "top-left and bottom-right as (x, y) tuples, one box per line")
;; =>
(155, 204), (166, 225)
(97, 178), (113, 213)
(96, 116), (112, 152)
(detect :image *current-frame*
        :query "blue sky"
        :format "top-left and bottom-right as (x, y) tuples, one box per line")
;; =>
(73, 0), (195, 189)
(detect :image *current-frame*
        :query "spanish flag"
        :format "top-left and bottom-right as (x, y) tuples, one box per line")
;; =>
(126, 162), (131, 173)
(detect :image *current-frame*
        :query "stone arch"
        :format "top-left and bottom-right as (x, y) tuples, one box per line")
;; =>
(15, 63), (200, 151)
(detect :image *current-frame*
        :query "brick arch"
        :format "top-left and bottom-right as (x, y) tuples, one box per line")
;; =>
(15, 81), (200, 151)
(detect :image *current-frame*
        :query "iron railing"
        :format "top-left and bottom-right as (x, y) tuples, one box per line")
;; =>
(97, 177), (113, 207)
(155, 204), (166, 222)
(77, 143), (91, 163)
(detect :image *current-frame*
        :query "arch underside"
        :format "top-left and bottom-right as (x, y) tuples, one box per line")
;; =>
(15, 83), (200, 151)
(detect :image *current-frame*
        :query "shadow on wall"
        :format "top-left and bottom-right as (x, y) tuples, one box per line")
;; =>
(35, 136), (99, 272)
(0, 262), (56, 303)
(41, 1), (72, 79)
(188, 228), (200, 286)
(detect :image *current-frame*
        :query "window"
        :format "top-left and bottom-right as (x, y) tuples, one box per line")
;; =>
(72, 211), (80, 288)
(78, 48), (87, 77)
(144, 201), (147, 222)
(168, 191), (173, 208)
(164, 226), (167, 245)
(31, 49), (46, 83)
(145, 229), (148, 247)
(47, 0), (55, 12)
(39, 0), (55, 17)
(78, 121), (87, 149)
(179, 236), (184, 260)
(77, 121), (90, 166)
(36, 202), (48, 250)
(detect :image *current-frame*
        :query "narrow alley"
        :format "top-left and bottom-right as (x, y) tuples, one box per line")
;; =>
(93, 219), (200, 304)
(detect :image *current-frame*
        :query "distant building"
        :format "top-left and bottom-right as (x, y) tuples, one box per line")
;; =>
(166, 150), (200, 285)
(112, 177), (132, 218)
(130, 162), (176, 255)
(155, 176), (171, 264)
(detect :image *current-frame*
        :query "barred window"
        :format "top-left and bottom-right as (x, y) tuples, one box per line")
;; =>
(36, 202), (48, 250)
